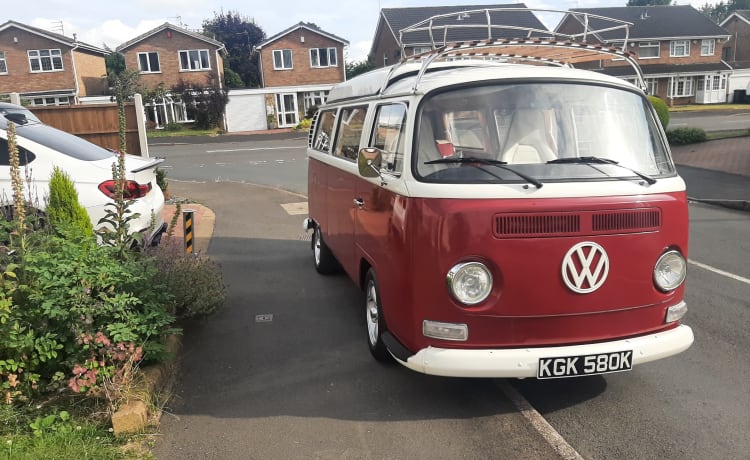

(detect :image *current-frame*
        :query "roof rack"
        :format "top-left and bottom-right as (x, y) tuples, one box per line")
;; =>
(394, 8), (644, 93)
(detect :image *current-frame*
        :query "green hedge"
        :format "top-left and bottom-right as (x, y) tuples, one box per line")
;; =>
(667, 127), (707, 145)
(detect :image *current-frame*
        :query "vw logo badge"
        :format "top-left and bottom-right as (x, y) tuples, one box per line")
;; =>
(561, 242), (610, 294)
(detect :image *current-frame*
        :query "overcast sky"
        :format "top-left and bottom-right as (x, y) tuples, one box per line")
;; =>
(9, 0), (717, 63)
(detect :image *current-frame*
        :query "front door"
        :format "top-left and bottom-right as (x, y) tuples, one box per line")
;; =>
(275, 93), (299, 128)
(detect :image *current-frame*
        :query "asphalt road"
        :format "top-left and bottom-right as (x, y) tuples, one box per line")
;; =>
(151, 136), (749, 459)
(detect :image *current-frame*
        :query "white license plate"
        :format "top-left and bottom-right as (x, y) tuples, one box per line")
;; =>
(537, 350), (633, 379)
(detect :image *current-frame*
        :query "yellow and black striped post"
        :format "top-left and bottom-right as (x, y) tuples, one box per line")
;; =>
(183, 209), (194, 254)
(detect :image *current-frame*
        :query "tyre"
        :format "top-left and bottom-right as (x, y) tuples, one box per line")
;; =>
(312, 225), (339, 274)
(365, 268), (393, 362)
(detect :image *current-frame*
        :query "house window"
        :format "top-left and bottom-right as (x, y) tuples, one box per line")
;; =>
(638, 42), (660, 59)
(303, 90), (328, 113)
(137, 52), (161, 73)
(29, 96), (70, 106)
(722, 46), (732, 61)
(0, 51), (7, 74)
(645, 78), (658, 95)
(701, 39), (715, 56)
(28, 49), (63, 72)
(310, 48), (337, 68)
(179, 49), (210, 71)
(669, 40), (690, 57)
(669, 76), (694, 97)
(273, 49), (293, 70)
(412, 46), (432, 56)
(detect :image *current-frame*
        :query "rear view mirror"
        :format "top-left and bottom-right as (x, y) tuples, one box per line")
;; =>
(358, 147), (383, 178)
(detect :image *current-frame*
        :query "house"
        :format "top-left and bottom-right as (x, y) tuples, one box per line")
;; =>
(720, 10), (750, 102)
(0, 20), (108, 106)
(369, 3), (548, 69)
(556, 6), (732, 105)
(116, 23), (226, 128)
(243, 22), (349, 130)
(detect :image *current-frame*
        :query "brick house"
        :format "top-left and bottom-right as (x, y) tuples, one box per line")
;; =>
(116, 23), (226, 128)
(252, 22), (348, 129)
(720, 10), (750, 102)
(0, 20), (108, 106)
(556, 6), (732, 105)
(369, 3), (547, 69)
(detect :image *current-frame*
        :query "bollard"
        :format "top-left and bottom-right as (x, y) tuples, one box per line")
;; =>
(183, 209), (194, 254)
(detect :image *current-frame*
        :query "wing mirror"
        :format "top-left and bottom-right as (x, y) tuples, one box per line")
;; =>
(358, 147), (383, 178)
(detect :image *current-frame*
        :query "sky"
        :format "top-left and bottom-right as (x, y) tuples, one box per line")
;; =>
(7, 0), (720, 63)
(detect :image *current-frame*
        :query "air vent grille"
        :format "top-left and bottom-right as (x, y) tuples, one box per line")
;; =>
(495, 213), (580, 237)
(494, 208), (662, 238)
(592, 209), (661, 232)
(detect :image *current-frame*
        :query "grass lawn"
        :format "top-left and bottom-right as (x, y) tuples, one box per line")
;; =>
(669, 103), (750, 112)
(147, 128), (223, 138)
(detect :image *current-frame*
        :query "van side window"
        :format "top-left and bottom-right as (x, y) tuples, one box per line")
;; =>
(313, 109), (337, 153)
(370, 103), (407, 174)
(334, 106), (368, 161)
(0, 139), (36, 166)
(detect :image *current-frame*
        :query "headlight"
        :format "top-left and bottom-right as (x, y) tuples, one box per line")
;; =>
(447, 262), (493, 305)
(654, 250), (687, 292)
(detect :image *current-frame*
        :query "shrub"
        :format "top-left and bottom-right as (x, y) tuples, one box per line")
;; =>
(47, 167), (94, 238)
(648, 95), (669, 130)
(295, 118), (313, 131)
(155, 167), (169, 198)
(667, 127), (707, 145)
(147, 239), (226, 319)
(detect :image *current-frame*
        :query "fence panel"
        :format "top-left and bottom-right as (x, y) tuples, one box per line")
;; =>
(30, 103), (142, 155)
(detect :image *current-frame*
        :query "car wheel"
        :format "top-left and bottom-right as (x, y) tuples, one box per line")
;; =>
(365, 268), (393, 362)
(312, 225), (339, 274)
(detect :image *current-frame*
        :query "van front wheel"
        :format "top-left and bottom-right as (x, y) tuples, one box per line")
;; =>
(312, 226), (339, 274)
(365, 268), (393, 362)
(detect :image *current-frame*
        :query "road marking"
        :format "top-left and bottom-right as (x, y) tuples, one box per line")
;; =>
(205, 146), (301, 153)
(498, 382), (584, 460)
(688, 259), (750, 286)
(281, 202), (308, 215)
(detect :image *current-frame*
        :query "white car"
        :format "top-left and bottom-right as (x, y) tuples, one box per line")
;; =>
(0, 110), (166, 245)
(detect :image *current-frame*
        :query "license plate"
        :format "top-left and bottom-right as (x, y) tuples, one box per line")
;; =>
(537, 350), (633, 379)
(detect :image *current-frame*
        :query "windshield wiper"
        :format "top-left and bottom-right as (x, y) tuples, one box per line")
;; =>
(546, 156), (656, 185)
(425, 156), (543, 189)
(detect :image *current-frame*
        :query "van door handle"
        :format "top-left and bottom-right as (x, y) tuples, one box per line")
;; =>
(353, 198), (365, 208)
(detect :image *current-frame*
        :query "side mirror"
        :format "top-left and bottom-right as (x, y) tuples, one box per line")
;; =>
(4, 113), (28, 125)
(357, 147), (383, 178)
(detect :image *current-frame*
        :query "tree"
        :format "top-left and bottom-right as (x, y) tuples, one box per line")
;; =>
(346, 59), (375, 80)
(626, 0), (672, 5)
(700, 0), (750, 23)
(172, 76), (229, 130)
(104, 45), (125, 76)
(202, 10), (265, 88)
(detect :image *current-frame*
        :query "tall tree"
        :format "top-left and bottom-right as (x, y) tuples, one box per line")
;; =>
(203, 11), (265, 88)
(103, 44), (125, 76)
(626, 0), (672, 5)
(701, 0), (750, 23)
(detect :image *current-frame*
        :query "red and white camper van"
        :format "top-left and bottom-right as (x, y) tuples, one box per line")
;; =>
(304, 9), (693, 378)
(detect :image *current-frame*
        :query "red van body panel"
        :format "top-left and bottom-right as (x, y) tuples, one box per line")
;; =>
(358, 190), (689, 354)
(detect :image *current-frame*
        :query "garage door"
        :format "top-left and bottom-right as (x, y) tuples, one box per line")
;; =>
(225, 93), (267, 132)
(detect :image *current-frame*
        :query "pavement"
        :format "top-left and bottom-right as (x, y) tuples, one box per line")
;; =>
(158, 131), (749, 253)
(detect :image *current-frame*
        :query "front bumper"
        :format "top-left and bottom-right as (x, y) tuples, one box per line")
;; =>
(393, 324), (694, 378)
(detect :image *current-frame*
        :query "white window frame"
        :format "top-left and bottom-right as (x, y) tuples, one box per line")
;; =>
(412, 46), (432, 56)
(178, 49), (211, 71)
(137, 51), (161, 73)
(669, 76), (694, 97)
(273, 49), (293, 70)
(303, 90), (328, 112)
(0, 51), (7, 74)
(669, 40), (690, 58)
(638, 42), (660, 59)
(28, 49), (64, 72)
(29, 96), (70, 106)
(310, 47), (337, 68)
(700, 39), (715, 56)
(645, 78), (658, 95)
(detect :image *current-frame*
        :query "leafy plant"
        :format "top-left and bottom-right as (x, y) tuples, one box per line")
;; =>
(148, 238), (226, 319)
(47, 167), (94, 238)
(96, 150), (144, 257)
(648, 95), (669, 130)
(667, 127), (707, 145)
(155, 167), (169, 198)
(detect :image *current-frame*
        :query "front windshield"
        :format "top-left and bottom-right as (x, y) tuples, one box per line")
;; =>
(414, 83), (673, 183)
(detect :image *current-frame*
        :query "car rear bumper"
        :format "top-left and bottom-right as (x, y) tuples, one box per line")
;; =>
(391, 324), (694, 378)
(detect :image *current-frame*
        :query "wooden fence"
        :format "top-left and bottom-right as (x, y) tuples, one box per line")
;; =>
(30, 102), (145, 156)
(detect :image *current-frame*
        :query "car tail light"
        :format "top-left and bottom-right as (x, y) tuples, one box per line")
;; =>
(98, 180), (152, 199)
